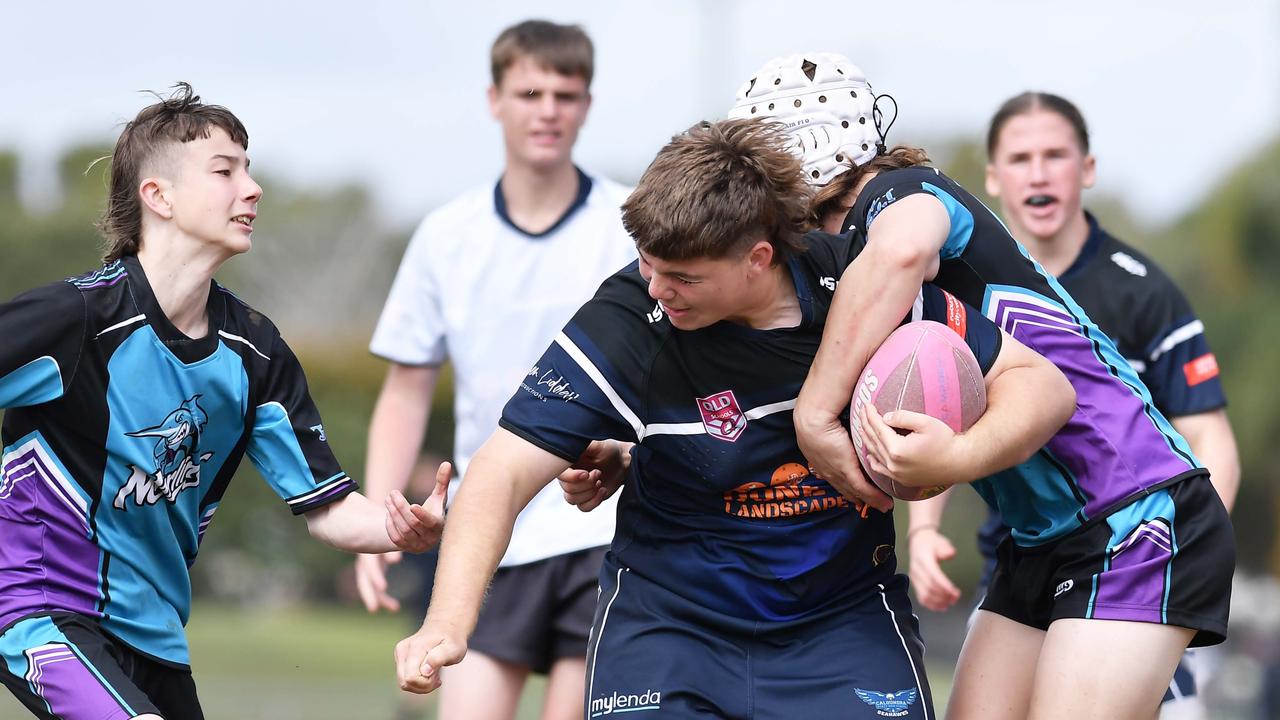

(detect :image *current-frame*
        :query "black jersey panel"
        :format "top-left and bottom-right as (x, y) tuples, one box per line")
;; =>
(0, 281), (87, 408)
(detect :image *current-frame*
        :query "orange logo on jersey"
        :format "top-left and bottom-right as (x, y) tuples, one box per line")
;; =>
(943, 290), (967, 338)
(722, 462), (852, 519)
(1183, 353), (1219, 386)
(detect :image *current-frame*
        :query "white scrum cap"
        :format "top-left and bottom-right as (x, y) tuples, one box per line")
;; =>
(728, 52), (880, 185)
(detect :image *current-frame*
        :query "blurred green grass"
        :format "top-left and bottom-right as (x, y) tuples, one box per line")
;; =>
(0, 603), (954, 719)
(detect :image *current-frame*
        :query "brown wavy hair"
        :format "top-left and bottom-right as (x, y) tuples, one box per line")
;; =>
(623, 119), (816, 263)
(810, 145), (931, 223)
(98, 83), (248, 262)
(491, 20), (594, 88)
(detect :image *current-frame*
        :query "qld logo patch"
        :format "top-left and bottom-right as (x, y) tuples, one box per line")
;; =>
(855, 688), (918, 717)
(114, 395), (214, 509)
(697, 390), (747, 442)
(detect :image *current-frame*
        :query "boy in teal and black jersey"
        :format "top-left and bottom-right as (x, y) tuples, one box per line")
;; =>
(0, 84), (447, 720)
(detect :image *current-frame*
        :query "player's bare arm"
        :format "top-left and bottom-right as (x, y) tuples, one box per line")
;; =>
(1171, 409), (1240, 511)
(355, 363), (440, 612)
(305, 460), (449, 553)
(857, 329), (1075, 489)
(395, 428), (573, 694)
(795, 193), (948, 508)
(905, 491), (962, 612)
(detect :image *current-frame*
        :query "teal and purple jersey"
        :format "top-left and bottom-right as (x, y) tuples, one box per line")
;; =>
(844, 168), (1203, 546)
(0, 257), (354, 666)
(499, 232), (1001, 623)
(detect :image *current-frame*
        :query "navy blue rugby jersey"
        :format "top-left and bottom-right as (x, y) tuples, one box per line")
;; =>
(499, 232), (1000, 623)
(844, 167), (1203, 546)
(0, 256), (355, 666)
(1060, 213), (1226, 416)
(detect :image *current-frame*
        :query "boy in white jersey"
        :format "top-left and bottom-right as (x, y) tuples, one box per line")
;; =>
(355, 19), (633, 720)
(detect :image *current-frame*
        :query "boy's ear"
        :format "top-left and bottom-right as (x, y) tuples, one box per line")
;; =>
(138, 177), (173, 220)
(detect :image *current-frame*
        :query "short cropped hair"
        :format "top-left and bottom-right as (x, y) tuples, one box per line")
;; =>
(491, 20), (594, 88)
(986, 91), (1090, 158)
(99, 83), (249, 262)
(623, 119), (815, 263)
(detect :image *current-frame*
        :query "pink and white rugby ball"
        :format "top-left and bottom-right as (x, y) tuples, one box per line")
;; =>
(850, 320), (987, 501)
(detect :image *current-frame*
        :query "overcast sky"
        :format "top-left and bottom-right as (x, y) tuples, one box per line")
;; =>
(4, 0), (1277, 228)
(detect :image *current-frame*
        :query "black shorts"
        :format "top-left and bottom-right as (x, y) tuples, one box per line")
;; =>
(469, 546), (606, 674)
(0, 613), (202, 720)
(981, 475), (1234, 647)
(586, 556), (934, 719)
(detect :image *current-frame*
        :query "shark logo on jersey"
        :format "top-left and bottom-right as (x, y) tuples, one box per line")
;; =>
(855, 688), (918, 717)
(697, 390), (747, 442)
(114, 395), (214, 509)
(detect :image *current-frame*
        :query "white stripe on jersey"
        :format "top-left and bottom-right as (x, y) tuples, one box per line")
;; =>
(218, 331), (271, 360)
(95, 314), (146, 338)
(2, 438), (89, 530)
(554, 332), (645, 440)
(1147, 320), (1204, 363)
(643, 397), (797, 438)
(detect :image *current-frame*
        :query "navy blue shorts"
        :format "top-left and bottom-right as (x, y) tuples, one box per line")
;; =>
(0, 613), (202, 720)
(585, 555), (934, 719)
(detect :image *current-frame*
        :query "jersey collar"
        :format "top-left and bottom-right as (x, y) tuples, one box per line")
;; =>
(121, 255), (224, 364)
(493, 166), (594, 239)
(1058, 211), (1107, 282)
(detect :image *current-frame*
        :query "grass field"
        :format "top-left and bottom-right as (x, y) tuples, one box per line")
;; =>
(0, 603), (957, 719)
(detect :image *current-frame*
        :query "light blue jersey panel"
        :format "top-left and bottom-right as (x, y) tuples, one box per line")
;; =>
(248, 401), (342, 503)
(0, 356), (65, 408)
(96, 328), (249, 664)
(921, 182), (976, 259)
(973, 450), (1086, 545)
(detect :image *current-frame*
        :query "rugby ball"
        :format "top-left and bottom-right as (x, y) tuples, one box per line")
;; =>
(850, 320), (987, 501)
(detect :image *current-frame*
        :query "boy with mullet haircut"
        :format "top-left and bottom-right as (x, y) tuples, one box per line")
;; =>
(0, 84), (447, 720)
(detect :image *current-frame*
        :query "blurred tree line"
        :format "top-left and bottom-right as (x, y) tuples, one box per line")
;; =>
(0, 135), (1275, 607)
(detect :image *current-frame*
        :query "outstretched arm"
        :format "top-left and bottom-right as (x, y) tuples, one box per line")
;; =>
(306, 460), (450, 553)
(795, 194), (948, 512)
(906, 490), (963, 612)
(395, 428), (573, 694)
(354, 363), (440, 612)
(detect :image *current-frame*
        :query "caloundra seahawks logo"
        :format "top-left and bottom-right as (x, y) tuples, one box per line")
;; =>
(114, 395), (214, 510)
